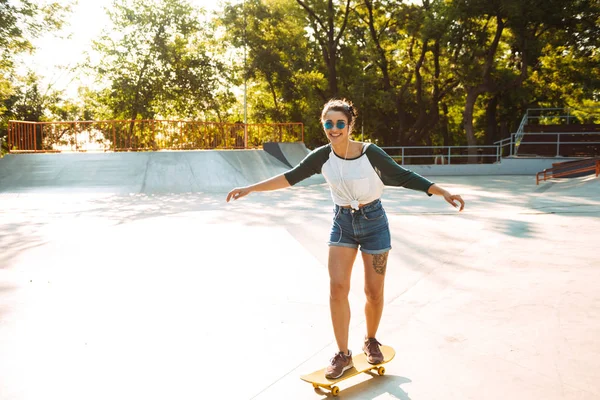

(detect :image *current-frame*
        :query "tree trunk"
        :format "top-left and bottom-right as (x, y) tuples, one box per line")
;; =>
(364, 0), (391, 90)
(266, 76), (281, 120)
(464, 88), (481, 160)
(295, 0), (350, 98)
(326, 44), (338, 96)
(485, 94), (499, 145)
(128, 98), (141, 150)
(441, 102), (450, 147)
(396, 100), (408, 146)
(463, 16), (504, 161)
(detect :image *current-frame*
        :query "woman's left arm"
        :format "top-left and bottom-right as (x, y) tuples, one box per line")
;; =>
(427, 184), (465, 211)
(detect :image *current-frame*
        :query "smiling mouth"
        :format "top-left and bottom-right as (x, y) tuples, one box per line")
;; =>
(329, 132), (343, 138)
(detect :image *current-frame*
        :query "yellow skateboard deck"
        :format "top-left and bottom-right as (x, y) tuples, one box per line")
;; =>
(300, 346), (395, 396)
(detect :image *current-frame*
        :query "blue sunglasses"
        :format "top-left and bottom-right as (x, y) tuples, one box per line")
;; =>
(323, 120), (347, 130)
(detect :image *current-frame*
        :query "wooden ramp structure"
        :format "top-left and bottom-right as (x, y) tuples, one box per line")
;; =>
(536, 157), (600, 184)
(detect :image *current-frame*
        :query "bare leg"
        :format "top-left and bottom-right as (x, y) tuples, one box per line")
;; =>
(328, 246), (358, 353)
(362, 251), (388, 338)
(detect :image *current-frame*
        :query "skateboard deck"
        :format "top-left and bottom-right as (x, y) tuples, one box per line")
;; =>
(300, 345), (395, 396)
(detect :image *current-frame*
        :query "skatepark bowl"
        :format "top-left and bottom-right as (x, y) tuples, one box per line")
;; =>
(1, 146), (599, 400)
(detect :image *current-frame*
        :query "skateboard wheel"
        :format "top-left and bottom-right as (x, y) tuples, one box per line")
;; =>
(331, 386), (340, 396)
(377, 366), (385, 376)
(312, 383), (319, 389)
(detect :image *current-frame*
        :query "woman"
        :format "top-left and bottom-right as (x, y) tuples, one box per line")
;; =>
(226, 99), (464, 379)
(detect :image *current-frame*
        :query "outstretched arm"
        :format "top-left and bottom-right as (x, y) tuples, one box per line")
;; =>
(226, 173), (291, 202)
(227, 144), (330, 203)
(427, 184), (465, 211)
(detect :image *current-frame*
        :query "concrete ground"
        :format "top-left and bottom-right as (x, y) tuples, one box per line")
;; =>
(0, 152), (599, 400)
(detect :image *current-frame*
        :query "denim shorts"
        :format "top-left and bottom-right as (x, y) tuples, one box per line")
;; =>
(328, 199), (391, 254)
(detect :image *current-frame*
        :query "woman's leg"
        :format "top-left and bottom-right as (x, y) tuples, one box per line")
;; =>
(328, 246), (358, 353)
(361, 251), (388, 338)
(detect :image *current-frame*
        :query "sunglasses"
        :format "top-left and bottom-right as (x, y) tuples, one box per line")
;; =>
(323, 120), (347, 130)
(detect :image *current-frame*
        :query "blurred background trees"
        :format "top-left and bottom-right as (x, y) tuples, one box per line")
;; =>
(1, 0), (599, 151)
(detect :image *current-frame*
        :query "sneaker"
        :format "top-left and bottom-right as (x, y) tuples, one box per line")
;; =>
(325, 350), (354, 379)
(363, 337), (384, 364)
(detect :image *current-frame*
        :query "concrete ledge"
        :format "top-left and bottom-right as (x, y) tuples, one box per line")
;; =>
(404, 156), (584, 176)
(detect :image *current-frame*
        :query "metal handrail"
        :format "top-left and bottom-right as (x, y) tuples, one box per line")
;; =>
(7, 119), (305, 152)
(6, 115), (598, 163)
(381, 144), (511, 165)
(516, 132), (600, 135)
(381, 131), (599, 165)
(515, 131), (600, 157)
(517, 141), (600, 144)
(513, 107), (600, 155)
(513, 110), (530, 155)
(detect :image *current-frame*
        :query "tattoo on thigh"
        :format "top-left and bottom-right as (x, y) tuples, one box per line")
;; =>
(372, 253), (388, 275)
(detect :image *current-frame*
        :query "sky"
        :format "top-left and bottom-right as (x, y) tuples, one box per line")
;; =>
(22, 0), (223, 99)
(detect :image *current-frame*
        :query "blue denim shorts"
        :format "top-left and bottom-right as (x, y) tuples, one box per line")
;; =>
(328, 199), (391, 254)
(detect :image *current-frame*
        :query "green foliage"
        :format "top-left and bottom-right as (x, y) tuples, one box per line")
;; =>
(0, 0), (71, 144)
(4, 0), (599, 151)
(88, 0), (229, 122)
(220, 0), (328, 145)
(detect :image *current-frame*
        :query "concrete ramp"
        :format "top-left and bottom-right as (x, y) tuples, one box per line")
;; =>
(140, 151), (291, 194)
(0, 149), (323, 195)
(263, 141), (313, 168)
(0, 153), (148, 193)
(279, 142), (314, 167)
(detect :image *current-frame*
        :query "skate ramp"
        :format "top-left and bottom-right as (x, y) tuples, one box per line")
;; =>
(263, 141), (314, 168)
(0, 152), (149, 193)
(0, 149), (324, 194)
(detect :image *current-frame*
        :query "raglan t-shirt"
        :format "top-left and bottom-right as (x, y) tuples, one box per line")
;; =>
(284, 143), (435, 209)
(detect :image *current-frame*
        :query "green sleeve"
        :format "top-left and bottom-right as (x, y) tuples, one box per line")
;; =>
(365, 144), (435, 196)
(283, 144), (331, 186)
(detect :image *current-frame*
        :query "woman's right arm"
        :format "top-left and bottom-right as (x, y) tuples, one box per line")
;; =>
(226, 174), (290, 202)
(226, 144), (330, 203)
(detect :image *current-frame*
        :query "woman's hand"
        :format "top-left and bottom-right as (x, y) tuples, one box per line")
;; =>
(443, 192), (465, 211)
(427, 184), (465, 212)
(225, 174), (290, 202)
(226, 187), (252, 202)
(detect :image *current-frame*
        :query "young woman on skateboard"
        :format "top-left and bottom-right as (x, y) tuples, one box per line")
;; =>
(226, 99), (465, 379)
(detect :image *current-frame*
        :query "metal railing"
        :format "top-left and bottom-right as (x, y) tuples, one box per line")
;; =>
(513, 110), (530, 153)
(380, 131), (599, 165)
(7, 120), (304, 153)
(514, 107), (600, 155)
(6, 112), (599, 165)
(381, 143), (513, 165)
(515, 132), (600, 157)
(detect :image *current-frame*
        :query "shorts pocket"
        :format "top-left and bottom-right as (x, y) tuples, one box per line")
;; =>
(363, 206), (385, 221)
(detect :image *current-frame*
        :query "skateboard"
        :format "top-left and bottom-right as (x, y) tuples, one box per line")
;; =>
(300, 345), (395, 396)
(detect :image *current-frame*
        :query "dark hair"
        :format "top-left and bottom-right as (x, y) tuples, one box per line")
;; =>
(321, 98), (358, 132)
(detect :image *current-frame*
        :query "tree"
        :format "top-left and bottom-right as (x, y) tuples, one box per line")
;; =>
(2, 71), (79, 150)
(90, 0), (225, 125)
(348, 0), (460, 148)
(295, 0), (353, 98)
(0, 0), (71, 148)
(451, 0), (600, 157)
(222, 0), (312, 122)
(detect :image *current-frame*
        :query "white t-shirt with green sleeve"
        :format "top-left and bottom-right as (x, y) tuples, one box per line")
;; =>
(284, 143), (434, 209)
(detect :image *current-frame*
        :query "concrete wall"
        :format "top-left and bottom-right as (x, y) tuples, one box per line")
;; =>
(403, 157), (583, 176)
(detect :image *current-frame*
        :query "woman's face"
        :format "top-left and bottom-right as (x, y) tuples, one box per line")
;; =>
(322, 110), (350, 145)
